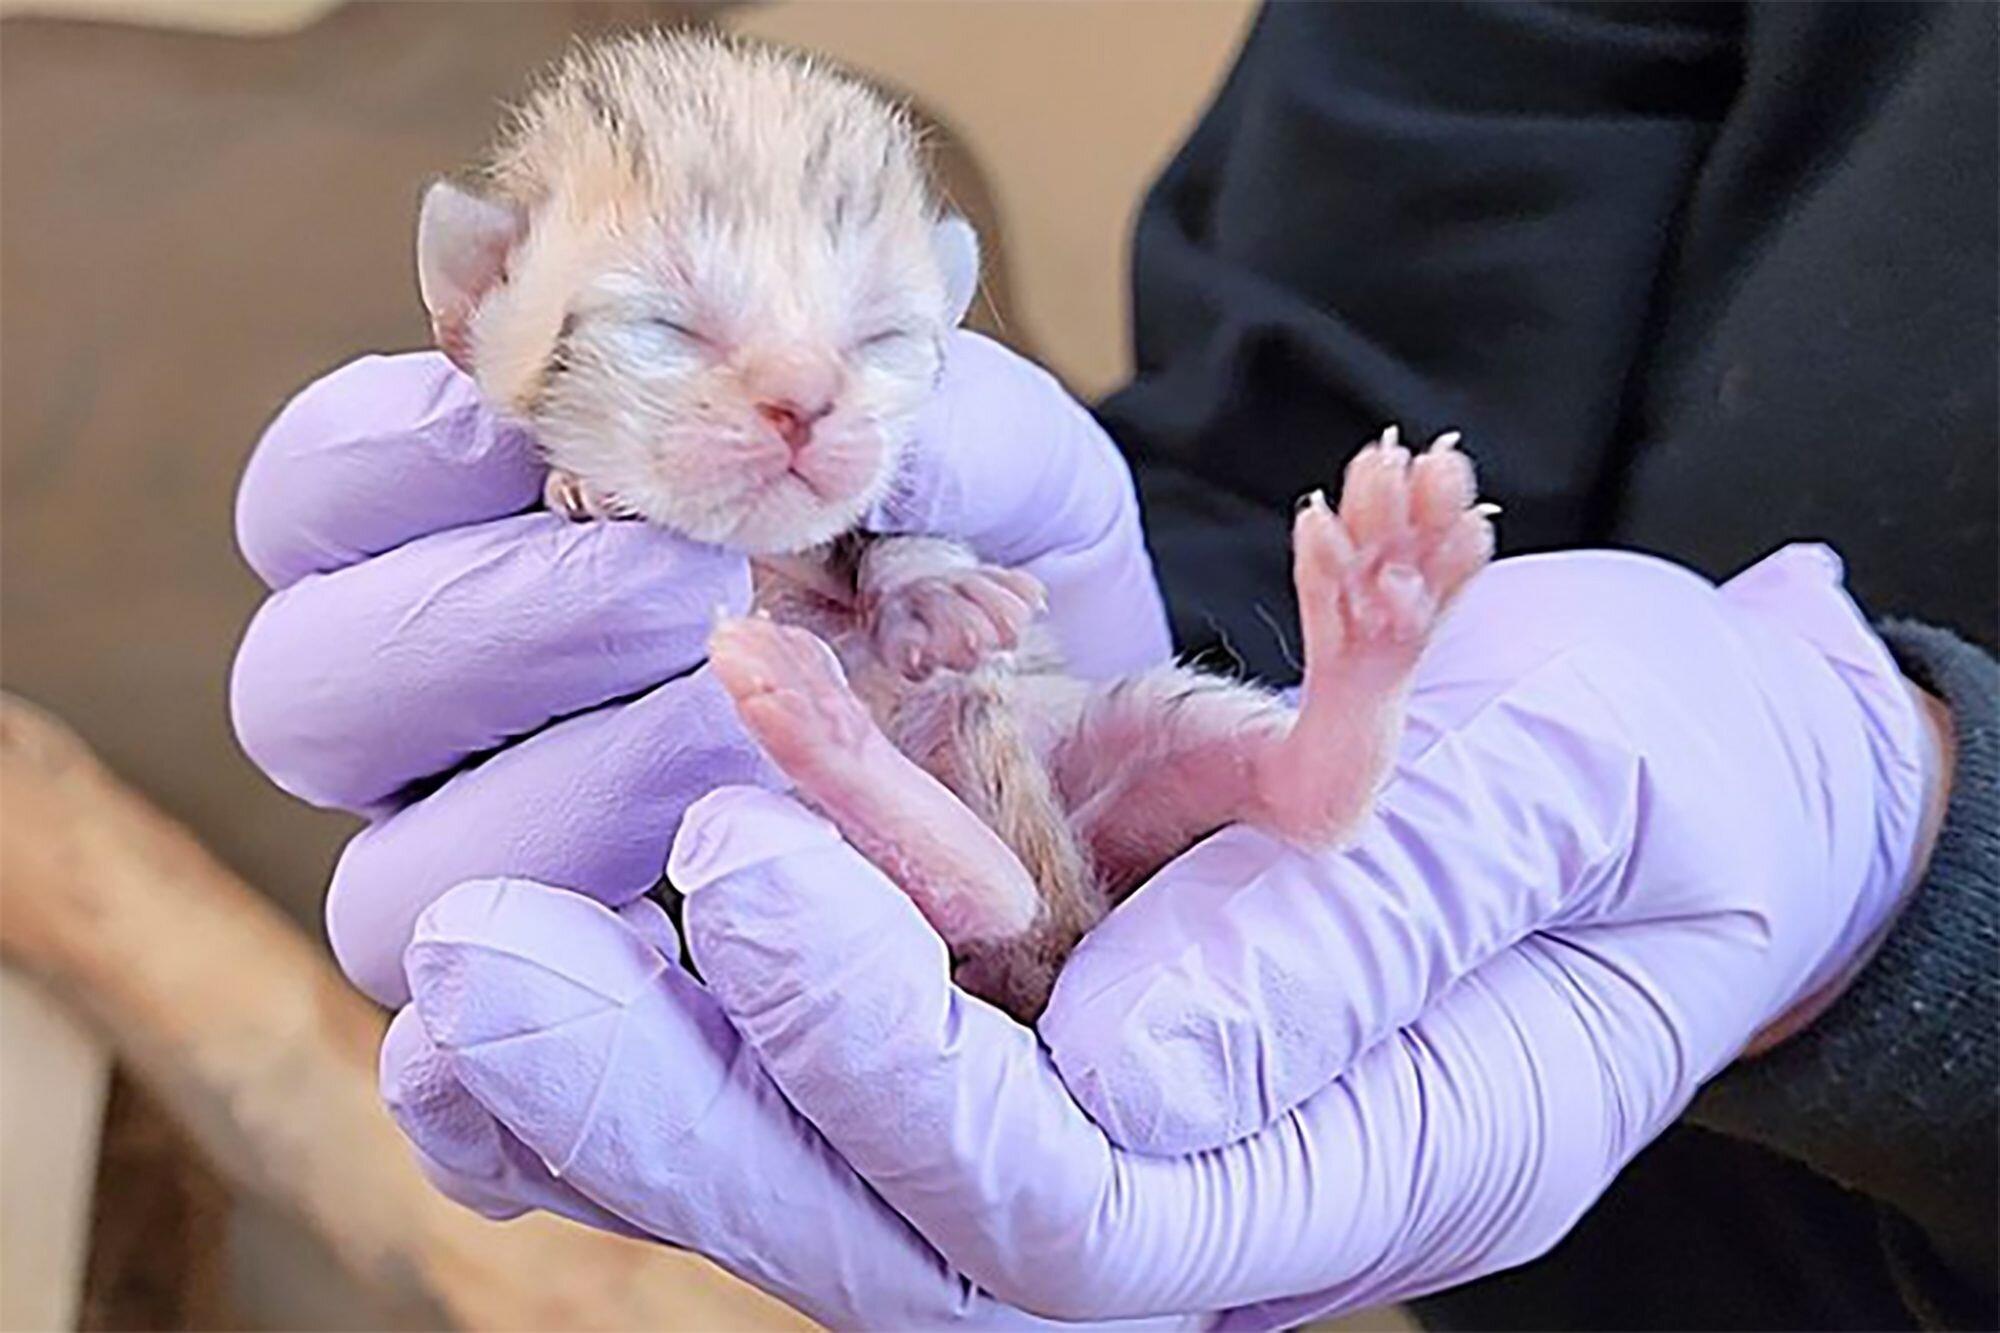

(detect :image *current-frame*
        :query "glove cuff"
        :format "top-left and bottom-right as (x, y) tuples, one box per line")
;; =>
(1690, 618), (1996, 1328)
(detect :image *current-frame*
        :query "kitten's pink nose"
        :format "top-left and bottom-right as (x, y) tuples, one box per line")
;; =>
(757, 399), (830, 454)
(739, 346), (842, 453)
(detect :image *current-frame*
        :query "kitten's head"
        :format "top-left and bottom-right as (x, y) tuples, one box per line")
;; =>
(416, 31), (978, 554)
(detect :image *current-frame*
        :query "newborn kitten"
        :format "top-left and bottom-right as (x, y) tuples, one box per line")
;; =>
(416, 29), (1494, 1021)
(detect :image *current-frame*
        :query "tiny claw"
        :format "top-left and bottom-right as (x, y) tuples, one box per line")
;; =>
(1297, 487), (1331, 514)
(994, 568), (1048, 612)
(1381, 424), (1401, 450)
(1432, 430), (1463, 451)
(546, 474), (583, 522)
(1472, 501), (1503, 518)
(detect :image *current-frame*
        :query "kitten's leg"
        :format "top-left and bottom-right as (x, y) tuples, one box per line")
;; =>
(1059, 430), (1493, 890)
(707, 614), (1043, 945)
(857, 536), (1046, 681)
(1049, 670), (1290, 900)
(889, 674), (1104, 1022)
(1257, 429), (1492, 843)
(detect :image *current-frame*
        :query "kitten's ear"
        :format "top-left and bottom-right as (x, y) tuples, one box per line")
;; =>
(931, 214), (980, 327)
(416, 178), (526, 369)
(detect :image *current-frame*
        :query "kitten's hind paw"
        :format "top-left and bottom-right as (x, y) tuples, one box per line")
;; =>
(1296, 427), (1494, 687)
(1260, 429), (1495, 847)
(709, 615), (878, 781)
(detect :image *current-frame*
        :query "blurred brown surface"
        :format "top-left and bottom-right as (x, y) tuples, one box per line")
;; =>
(78, 1075), (233, 1333)
(0, 690), (808, 1330)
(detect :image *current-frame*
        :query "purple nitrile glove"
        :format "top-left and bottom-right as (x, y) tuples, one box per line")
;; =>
(384, 880), (1189, 1330)
(383, 543), (1930, 1327)
(230, 332), (1169, 1007)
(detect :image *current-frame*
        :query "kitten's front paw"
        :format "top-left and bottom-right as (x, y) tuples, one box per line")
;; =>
(866, 565), (1046, 681)
(544, 469), (633, 522)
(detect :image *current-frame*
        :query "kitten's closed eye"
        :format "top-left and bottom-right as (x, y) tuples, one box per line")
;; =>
(646, 315), (710, 345)
(852, 327), (928, 365)
(600, 313), (714, 364)
(850, 325), (943, 381)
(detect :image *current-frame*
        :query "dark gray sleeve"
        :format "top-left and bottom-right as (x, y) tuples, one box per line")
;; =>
(1688, 620), (1997, 1331)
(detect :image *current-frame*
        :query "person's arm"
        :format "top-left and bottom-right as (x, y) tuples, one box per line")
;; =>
(1691, 623), (1998, 1330)
(1096, 0), (1739, 678)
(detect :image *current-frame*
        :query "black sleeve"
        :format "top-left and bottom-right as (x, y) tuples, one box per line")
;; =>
(1096, 1), (1740, 678)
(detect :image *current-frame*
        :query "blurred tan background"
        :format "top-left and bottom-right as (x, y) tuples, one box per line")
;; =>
(0, 2), (1338, 1330)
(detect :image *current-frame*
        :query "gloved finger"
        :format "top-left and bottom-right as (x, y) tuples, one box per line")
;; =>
(675, 792), (1182, 1317)
(403, 877), (1177, 1331)
(867, 332), (1170, 679)
(673, 790), (1707, 1323)
(328, 668), (777, 1007)
(612, 894), (684, 962)
(237, 352), (545, 591)
(378, 1004), (649, 1239)
(1034, 683), (1627, 1160)
(869, 334), (1132, 568)
(1231, 903), (1832, 1330)
(231, 511), (749, 812)
(377, 897), (681, 1236)
(1034, 551), (1649, 1155)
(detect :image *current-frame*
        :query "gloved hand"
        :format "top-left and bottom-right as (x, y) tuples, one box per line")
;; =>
(229, 331), (1170, 1006)
(385, 543), (1932, 1329)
